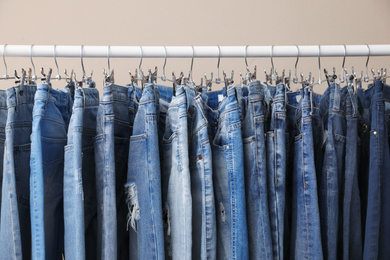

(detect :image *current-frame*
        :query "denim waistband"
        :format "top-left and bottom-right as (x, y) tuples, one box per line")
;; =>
(155, 84), (173, 103)
(73, 88), (99, 109)
(34, 83), (72, 105)
(0, 90), (7, 109)
(372, 80), (390, 102)
(206, 88), (226, 110)
(7, 85), (37, 108)
(247, 81), (265, 102)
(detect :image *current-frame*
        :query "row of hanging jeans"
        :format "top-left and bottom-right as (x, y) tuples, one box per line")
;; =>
(0, 77), (388, 260)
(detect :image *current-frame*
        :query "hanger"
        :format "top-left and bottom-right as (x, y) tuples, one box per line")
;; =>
(215, 45), (221, 85)
(172, 71), (183, 96)
(364, 44), (371, 83)
(40, 67), (52, 86)
(317, 45), (322, 85)
(14, 69), (27, 96)
(204, 73), (213, 91)
(161, 46), (167, 82)
(223, 70), (234, 95)
(1, 44), (12, 80)
(184, 46), (195, 87)
(244, 45), (256, 83)
(103, 45), (114, 84)
(30, 44), (37, 84)
(53, 45), (61, 81)
(293, 45), (299, 84)
(264, 45), (275, 85)
(340, 44), (346, 83)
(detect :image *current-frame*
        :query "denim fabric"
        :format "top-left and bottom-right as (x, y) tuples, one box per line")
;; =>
(291, 88), (323, 260)
(357, 85), (374, 240)
(125, 84), (165, 260)
(266, 83), (287, 260)
(188, 91), (217, 260)
(318, 83), (347, 260)
(161, 85), (192, 259)
(94, 84), (137, 260)
(0, 90), (7, 219)
(343, 85), (363, 260)
(206, 87), (249, 260)
(363, 80), (390, 260)
(0, 85), (36, 260)
(30, 84), (72, 260)
(285, 89), (301, 260)
(240, 81), (273, 259)
(64, 87), (99, 260)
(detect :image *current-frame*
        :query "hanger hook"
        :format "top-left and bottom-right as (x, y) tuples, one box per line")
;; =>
(138, 46), (143, 80)
(293, 45), (299, 83)
(364, 44), (370, 82)
(53, 45), (61, 80)
(271, 45), (275, 81)
(30, 44), (37, 81)
(216, 45), (221, 84)
(81, 45), (86, 82)
(2, 44), (8, 79)
(190, 46), (194, 83)
(161, 46), (167, 81)
(245, 45), (250, 74)
(340, 44), (346, 83)
(107, 45), (111, 73)
(318, 45), (322, 85)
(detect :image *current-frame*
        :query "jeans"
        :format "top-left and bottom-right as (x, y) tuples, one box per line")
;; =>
(30, 84), (72, 260)
(161, 85), (192, 259)
(291, 88), (323, 260)
(64, 87), (99, 260)
(267, 83), (287, 260)
(125, 84), (165, 259)
(206, 86), (249, 260)
(363, 80), (390, 260)
(343, 85), (363, 260)
(240, 81), (273, 259)
(0, 85), (36, 260)
(357, 85), (374, 241)
(0, 90), (7, 220)
(94, 84), (138, 260)
(318, 83), (347, 260)
(188, 90), (217, 260)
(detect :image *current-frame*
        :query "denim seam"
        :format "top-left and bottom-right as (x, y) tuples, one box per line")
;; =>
(228, 128), (237, 259)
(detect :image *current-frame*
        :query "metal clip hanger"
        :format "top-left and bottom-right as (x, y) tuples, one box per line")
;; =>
(40, 67), (53, 86)
(205, 73), (213, 91)
(223, 70), (234, 95)
(172, 71), (183, 96)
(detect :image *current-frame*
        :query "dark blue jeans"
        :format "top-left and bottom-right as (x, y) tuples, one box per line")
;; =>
(0, 90), (7, 222)
(363, 80), (390, 260)
(343, 85), (363, 260)
(318, 83), (347, 260)
(291, 88), (323, 260)
(266, 83), (287, 260)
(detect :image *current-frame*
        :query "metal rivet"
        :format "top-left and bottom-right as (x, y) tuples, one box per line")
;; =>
(362, 124), (367, 133)
(198, 154), (202, 160)
(252, 136), (256, 141)
(373, 131), (377, 135)
(226, 145), (229, 149)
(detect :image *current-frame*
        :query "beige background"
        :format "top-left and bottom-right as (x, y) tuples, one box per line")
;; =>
(0, 0), (390, 92)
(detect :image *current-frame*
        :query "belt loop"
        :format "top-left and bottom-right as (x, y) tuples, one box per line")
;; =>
(333, 83), (341, 110)
(82, 88), (86, 111)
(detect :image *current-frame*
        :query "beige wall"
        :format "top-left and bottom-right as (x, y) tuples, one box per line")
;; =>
(0, 0), (390, 92)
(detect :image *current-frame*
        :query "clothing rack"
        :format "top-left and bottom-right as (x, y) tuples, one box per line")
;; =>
(1, 44), (390, 58)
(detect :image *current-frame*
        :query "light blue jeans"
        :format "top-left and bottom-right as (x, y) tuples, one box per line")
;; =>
(0, 85), (36, 260)
(0, 90), (7, 222)
(94, 84), (138, 259)
(160, 85), (192, 259)
(30, 84), (72, 260)
(125, 84), (165, 259)
(64, 87), (99, 260)
(188, 90), (217, 260)
(206, 86), (249, 260)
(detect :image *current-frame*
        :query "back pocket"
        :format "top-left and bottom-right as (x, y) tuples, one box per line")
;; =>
(14, 143), (31, 205)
